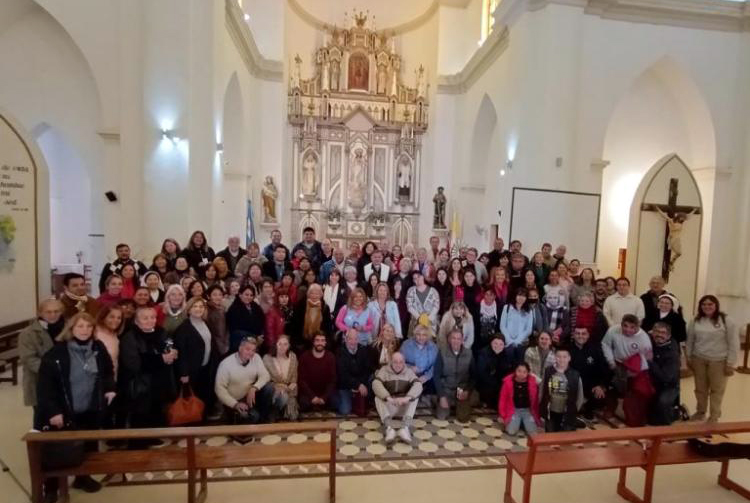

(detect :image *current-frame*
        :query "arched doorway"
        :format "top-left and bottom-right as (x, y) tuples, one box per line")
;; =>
(217, 73), (248, 246)
(457, 93), (497, 249)
(626, 154), (702, 316)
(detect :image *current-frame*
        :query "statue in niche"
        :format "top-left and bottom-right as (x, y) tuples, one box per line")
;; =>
(390, 58), (400, 96)
(301, 152), (319, 196)
(433, 186), (447, 229)
(321, 58), (330, 91)
(349, 147), (368, 208)
(377, 65), (387, 95)
(397, 157), (412, 199)
(331, 60), (340, 91)
(415, 65), (426, 98)
(261, 176), (279, 223)
(291, 54), (302, 89)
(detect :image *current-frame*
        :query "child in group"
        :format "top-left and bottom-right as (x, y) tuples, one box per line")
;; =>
(539, 347), (584, 432)
(498, 362), (541, 435)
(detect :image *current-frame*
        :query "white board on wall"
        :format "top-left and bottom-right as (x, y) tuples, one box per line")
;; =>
(0, 113), (38, 325)
(509, 188), (601, 263)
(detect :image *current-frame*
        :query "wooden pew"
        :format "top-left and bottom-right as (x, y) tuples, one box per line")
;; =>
(24, 421), (337, 503)
(504, 421), (750, 503)
(0, 321), (25, 385)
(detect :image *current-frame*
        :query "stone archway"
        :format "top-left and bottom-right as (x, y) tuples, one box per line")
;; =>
(626, 154), (702, 316)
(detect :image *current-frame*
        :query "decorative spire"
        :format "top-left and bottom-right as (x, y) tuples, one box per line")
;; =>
(353, 9), (368, 28)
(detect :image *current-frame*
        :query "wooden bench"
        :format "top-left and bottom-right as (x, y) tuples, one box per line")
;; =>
(24, 421), (337, 503)
(504, 421), (750, 503)
(0, 321), (24, 385)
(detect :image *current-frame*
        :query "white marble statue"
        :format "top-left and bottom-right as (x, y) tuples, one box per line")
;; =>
(415, 65), (425, 98)
(291, 54), (302, 89)
(301, 153), (319, 196)
(349, 147), (367, 208)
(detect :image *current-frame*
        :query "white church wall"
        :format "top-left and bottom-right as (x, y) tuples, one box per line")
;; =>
(0, 1), (105, 292)
(439, 2), (746, 320)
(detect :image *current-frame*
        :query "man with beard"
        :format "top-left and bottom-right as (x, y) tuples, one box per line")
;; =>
(98, 243), (147, 294)
(298, 333), (338, 411)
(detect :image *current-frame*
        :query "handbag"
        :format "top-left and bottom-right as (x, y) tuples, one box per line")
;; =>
(40, 421), (86, 470)
(166, 384), (205, 426)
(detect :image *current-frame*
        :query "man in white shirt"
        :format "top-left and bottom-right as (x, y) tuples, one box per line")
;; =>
(363, 249), (391, 282)
(215, 337), (274, 423)
(602, 277), (645, 326)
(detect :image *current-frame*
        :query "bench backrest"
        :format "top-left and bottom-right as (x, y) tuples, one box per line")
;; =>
(527, 421), (750, 448)
(23, 421), (338, 444)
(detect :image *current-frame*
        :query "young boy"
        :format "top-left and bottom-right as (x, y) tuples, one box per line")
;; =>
(539, 347), (584, 431)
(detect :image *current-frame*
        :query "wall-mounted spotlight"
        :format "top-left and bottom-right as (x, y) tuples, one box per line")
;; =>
(161, 128), (180, 145)
(505, 159), (513, 171)
(216, 142), (224, 153)
(244, 13), (250, 21)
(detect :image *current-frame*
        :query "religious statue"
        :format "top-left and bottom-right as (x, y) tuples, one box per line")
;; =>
(331, 60), (340, 91)
(397, 157), (411, 199)
(377, 65), (387, 95)
(390, 59), (400, 96)
(291, 54), (302, 89)
(321, 58), (330, 91)
(301, 152), (319, 196)
(261, 176), (278, 223)
(433, 186), (446, 229)
(349, 147), (367, 208)
(655, 207), (697, 271)
(415, 65), (426, 98)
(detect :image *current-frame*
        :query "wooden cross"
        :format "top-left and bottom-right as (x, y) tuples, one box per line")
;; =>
(641, 177), (701, 282)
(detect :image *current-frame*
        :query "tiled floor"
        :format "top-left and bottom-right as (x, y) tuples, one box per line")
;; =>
(2, 371), (750, 503)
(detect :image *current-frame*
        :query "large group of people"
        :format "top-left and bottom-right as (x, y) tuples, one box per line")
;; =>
(19, 229), (741, 499)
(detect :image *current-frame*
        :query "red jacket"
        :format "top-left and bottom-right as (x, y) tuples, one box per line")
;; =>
(263, 307), (285, 353)
(498, 374), (541, 425)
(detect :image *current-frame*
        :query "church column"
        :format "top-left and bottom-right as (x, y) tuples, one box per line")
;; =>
(186, 0), (217, 236)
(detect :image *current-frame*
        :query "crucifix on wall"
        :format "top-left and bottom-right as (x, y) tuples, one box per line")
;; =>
(641, 178), (701, 281)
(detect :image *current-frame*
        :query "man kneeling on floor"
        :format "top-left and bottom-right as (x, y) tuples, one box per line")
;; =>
(215, 336), (274, 423)
(373, 352), (423, 444)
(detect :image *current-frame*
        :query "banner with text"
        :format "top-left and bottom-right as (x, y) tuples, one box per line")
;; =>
(0, 113), (37, 325)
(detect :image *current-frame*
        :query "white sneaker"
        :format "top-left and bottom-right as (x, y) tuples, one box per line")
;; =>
(398, 427), (412, 444)
(384, 427), (396, 444)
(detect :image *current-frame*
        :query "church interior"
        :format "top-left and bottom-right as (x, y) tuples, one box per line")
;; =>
(1, 0), (750, 502)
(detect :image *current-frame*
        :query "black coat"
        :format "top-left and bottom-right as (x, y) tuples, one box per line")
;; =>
(569, 341), (611, 395)
(336, 345), (372, 390)
(262, 260), (293, 283)
(642, 310), (687, 343)
(650, 339), (680, 391)
(180, 246), (216, 274)
(291, 300), (334, 351)
(226, 298), (266, 337)
(475, 345), (514, 405)
(35, 340), (115, 429)
(119, 326), (177, 413)
(174, 318), (215, 377)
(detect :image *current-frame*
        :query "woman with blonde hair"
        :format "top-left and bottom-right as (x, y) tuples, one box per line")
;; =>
(263, 335), (299, 420)
(335, 287), (375, 345)
(36, 312), (115, 494)
(156, 284), (187, 336)
(437, 301), (474, 351)
(371, 323), (400, 368)
(368, 282), (403, 340)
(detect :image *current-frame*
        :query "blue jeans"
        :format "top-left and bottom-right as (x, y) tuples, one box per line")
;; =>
(505, 408), (537, 435)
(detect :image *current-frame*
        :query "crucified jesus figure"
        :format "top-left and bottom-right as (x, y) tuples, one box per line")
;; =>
(655, 207), (697, 271)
